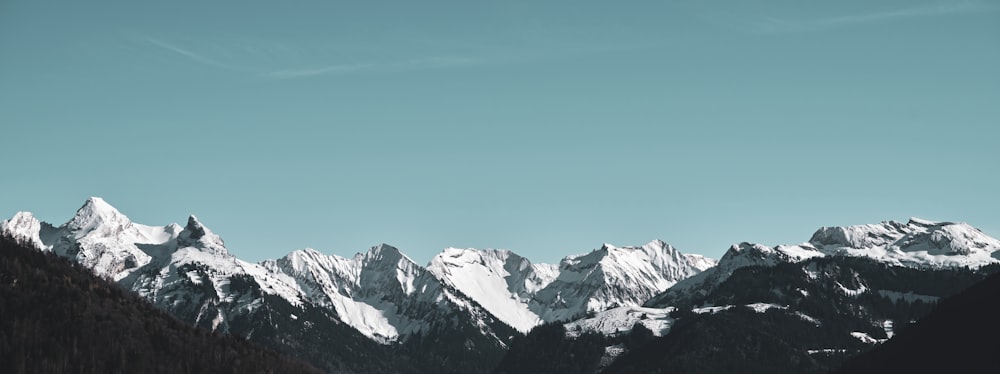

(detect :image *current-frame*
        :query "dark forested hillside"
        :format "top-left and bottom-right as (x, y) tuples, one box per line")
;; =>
(603, 258), (998, 374)
(494, 322), (609, 374)
(497, 256), (999, 374)
(834, 270), (1000, 373)
(0, 235), (321, 374)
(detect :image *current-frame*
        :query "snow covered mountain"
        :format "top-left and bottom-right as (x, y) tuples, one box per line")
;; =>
(3, 198), (164, 281)
(0, 197), (718, 356)
(0, 198), (309, 330)
(426, 248), (559, 333)
(810, 218), (1000, 267)
(261, 244), (515, 344)
(646, 218), (1000, 308)
(11, 198), (996, 373)
(428, 240), (716, 332)
(0, 198), (520, 372)
(501, 219), (1000, 374)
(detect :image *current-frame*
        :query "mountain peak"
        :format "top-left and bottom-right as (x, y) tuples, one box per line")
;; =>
(184, 215), (207, 239)
(79, 197), (120, 216)
(370, 243), (401, 255)
(646, 239), (669, 248)
(66, 197), (132, 235)
(177, 215), (226, 254)
(908, 217), (939, 226)
(1, 211), (47, 249)
(361, 243), (416, 266)
(727, 242), (773, 254)
(598, 240), (676, 257)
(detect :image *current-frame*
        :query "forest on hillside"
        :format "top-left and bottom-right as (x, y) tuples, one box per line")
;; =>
(0, 235), (322, 374)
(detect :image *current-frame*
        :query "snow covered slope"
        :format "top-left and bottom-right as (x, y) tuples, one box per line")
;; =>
(0, 198), (308, 332)
(564, 306), (676, 337)
(263, 245), (433, 342)
(531, 240), (715, 322)
(810, 218), (1000, 268)
(428, 240), (716, 331)
(427, 248), (559, 332)
(0, 198), (532, 347)
(123, 215), (309, 331)
(263, 244), (516, 343)
(14, 197), (162, 280)
(647, 218), (1000, 308)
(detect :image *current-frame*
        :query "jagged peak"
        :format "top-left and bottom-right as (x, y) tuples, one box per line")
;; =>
(360, 243), (417, 266)
(646, 238), (670, 248)
(1, 211), (40, 230)
(79, 197), (121, 216)
(442, 246), (514, 256)
(7, 211), (38, 222)
(301, 247), (324, 256)
(370, 243), (401, 255)
(177, 215), (226, 254)
(430, 247), (521, 268)
(641, 239), (682, 254)
(3, 211), (41, 232)
(1, 211), (47, 249)
(598, 239), (677, 254)
(67, 196), (130, 231)
(184, 215), (207, 239)
(565, 240), (689, 269)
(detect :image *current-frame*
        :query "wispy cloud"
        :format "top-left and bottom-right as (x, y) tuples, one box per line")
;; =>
(139, 37), (247, 71)
(133, 35), (473, 79)
(265, 56), (473, 79)
(757, 1), (996, 33)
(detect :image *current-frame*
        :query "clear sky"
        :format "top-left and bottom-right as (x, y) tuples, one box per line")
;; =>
(2, 0), (998, 265)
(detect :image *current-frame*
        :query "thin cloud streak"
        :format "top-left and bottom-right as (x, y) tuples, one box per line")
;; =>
(140, 37), (245, 71)
(135, 35), (475, 79)
(265, 56), (474, 79)
(757, 1), (996, 33)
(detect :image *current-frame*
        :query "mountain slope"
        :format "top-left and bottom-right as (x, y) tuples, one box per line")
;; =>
(647, 218), (1000, 309)
(810, 218), (1000, 267)
(605, 257), (999, 373)
(2, 199), (402, 373)
(428, 240), (715, 332)
(500, 218), (1000, 374)
(2, 198), (520, 373)
(426, 248), (558, 332)
(0, 234), (321, 374)
(833, 269), (1000, 373)
(264, 245), (520, 373)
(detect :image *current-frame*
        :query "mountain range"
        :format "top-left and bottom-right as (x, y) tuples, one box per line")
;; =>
(3, 197), (999, 373)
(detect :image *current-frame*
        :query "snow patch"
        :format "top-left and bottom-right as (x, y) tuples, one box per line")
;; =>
(835, 281), (868, 297)
(795, 312), (822, 326)
(882, 320), (894, 339)
(745, 303), (787, 313)
(565, 306), (675, 337)
(850, 331), (886, 344)
(693, 305), (733, 314)
(807, 349), (848, 355)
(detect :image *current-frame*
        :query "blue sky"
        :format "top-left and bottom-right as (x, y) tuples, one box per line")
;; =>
(2, 0), (998, 264)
